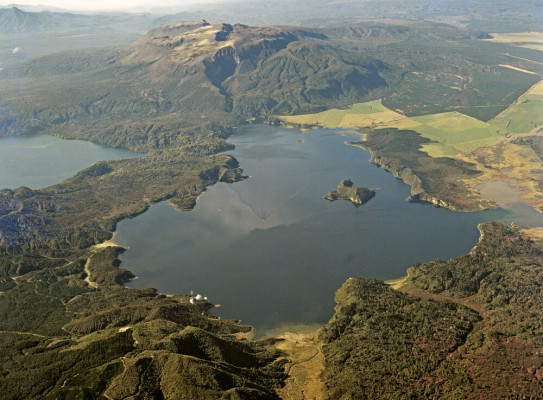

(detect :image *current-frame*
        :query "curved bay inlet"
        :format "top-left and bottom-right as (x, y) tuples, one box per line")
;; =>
(113, 125), (531, 336)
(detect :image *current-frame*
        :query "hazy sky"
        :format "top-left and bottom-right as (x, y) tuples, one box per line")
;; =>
(0, 0), (231, 12)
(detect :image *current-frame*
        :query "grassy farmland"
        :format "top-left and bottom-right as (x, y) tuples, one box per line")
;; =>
(483, 32), (543, 52)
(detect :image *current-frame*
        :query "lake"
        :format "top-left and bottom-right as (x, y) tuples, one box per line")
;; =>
(106, 126), (541, 334)
(0, 134), (143, 189)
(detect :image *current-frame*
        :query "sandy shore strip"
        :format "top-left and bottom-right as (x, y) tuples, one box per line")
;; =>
(91, 234), (122, 250)
(385, 275), (408, 290)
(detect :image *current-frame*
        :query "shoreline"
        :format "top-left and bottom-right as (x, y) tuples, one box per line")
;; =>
(277, 120), (471, 212)
(87, 123), (479, 343)
(385, 275), (408, 290)
(91, 233), (122, 250)
(83, 124), (530, 346)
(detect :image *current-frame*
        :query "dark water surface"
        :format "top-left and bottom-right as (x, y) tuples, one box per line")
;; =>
(0, 134), (143, 189)
(112, 125), (539, 335)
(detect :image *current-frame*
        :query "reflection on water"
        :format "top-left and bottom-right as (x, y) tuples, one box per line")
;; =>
(0, 134), (143, 189)
(114, 125), (541, 335)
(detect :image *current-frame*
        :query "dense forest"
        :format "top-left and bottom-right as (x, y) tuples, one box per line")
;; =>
(319, 223), (543, 399)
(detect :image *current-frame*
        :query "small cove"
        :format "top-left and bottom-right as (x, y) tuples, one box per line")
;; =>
(0, 134), (143, 189)
(112, 125), (542, 335)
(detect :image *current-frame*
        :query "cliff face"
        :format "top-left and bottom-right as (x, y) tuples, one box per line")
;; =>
(406, 192), (450, 208)
(368, 153), (452, 209)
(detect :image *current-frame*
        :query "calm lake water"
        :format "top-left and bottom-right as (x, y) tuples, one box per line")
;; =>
(111, 125), (542, 335)
(0, 134), (143, 189)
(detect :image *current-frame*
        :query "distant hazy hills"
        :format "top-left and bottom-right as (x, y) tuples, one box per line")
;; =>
(2, 0), (542, 34)
(0, 7), (156, 59)
(0, 7), (94, 32)
(156, 0), (543, 32)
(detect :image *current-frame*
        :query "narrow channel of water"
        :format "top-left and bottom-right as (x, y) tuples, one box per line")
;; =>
(108, 125), (540, 335)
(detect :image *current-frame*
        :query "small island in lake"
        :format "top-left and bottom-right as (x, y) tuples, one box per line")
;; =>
(324, 179), (376, 207)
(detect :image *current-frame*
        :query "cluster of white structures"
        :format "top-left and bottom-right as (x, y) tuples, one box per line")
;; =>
(189, 290), (208, 304)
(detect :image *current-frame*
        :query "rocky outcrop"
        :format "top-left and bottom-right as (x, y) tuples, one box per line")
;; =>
(324, 179), (375, 206)
(407, 192), (450, 208)
(368, 153), (452, 209)
(199, 155), (247, 183)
